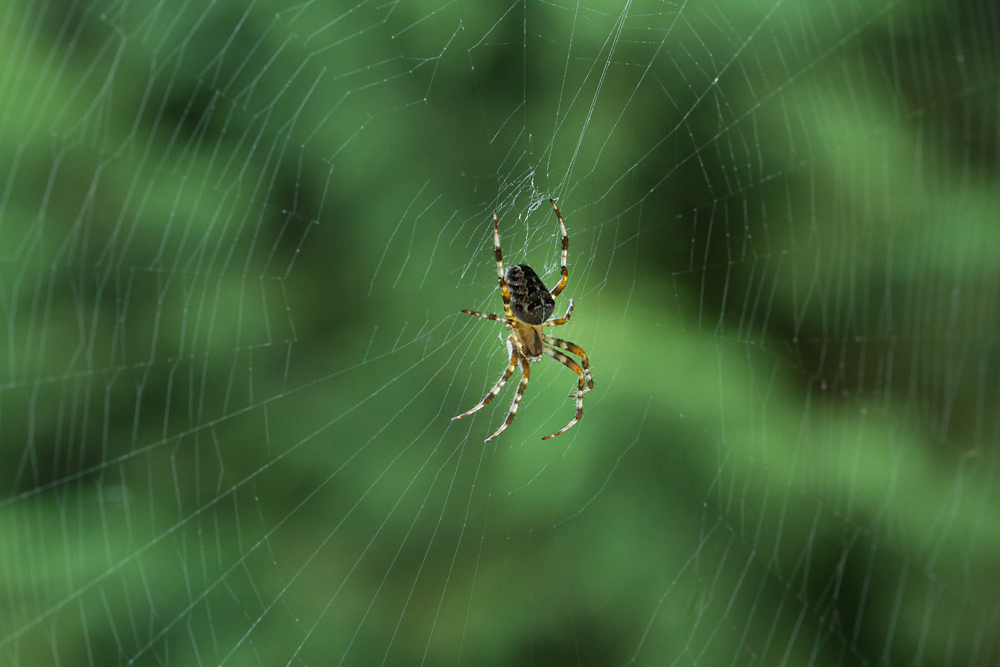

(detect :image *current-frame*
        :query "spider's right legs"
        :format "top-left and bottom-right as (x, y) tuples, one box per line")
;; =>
(540, 346), (586, 439)
(548, 199), (569, 298)
(452, 340), (518, 423)
(543, 335), (594, 393)
(540, 299), (574, 326)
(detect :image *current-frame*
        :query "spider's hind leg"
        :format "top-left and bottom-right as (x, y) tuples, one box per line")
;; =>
(543, 334), (594, 394)
(453, 338), (519, 423)
(486, 354), (531, 442)
(540, 346), (586, 439)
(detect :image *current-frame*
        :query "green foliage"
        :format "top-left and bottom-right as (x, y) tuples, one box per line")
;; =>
(1, 1), (997, 665)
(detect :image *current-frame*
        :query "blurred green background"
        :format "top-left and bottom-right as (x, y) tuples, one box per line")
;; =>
(2, 0), (999, 665)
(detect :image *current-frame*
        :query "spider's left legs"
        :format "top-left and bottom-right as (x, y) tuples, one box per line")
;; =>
(548, 199), (569, 298)
(492, 212), (515, 319)
(543, 335), (594, 393)
(485, 354), (531, 442)
(541, 299), (574, 326)
(460, 310), (505, 322)
(540, 347), (586, 440)
(452, 337), (519, 422)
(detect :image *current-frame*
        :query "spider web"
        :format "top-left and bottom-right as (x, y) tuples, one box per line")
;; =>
(2, 0), (999, 665)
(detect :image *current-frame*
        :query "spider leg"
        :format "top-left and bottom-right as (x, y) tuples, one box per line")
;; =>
(493, 211), (515, 319)
(542, 335), (594, 394)
(540, 299), (574, 326)
(485, 353), (531, 442)
(452, 338), (519, 422)
(540, 346), (586, 440)
(460, 310), (506, 323)
(548, 199), (569, 298)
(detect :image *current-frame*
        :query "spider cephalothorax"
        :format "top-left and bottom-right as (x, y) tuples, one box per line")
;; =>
(453, 200), (594, 441)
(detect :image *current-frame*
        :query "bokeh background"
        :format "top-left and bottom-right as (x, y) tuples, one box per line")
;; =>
(2, 0), (999, 665)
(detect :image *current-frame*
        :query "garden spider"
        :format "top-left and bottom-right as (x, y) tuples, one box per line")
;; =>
(454, 199), (594, 441)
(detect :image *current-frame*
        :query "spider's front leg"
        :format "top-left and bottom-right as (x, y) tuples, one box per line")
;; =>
(548, 199), (569, 298)
(492, 212), (515, 320)
(541, 299), (574, 327)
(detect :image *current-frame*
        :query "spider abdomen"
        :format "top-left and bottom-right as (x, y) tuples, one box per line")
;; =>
(506, 264), (555, 325)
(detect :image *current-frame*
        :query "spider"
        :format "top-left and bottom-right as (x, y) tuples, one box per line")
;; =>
(454, 199), (594, 442)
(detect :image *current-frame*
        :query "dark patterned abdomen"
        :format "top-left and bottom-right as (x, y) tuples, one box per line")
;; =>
(506, 264), (555, 325)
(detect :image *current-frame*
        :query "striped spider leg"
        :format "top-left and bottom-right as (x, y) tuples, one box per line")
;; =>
(454, 200), (594, 441)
